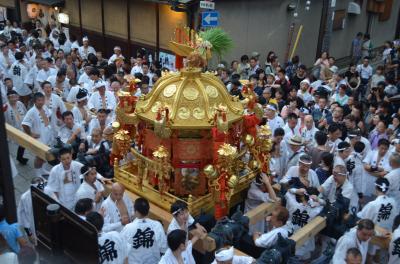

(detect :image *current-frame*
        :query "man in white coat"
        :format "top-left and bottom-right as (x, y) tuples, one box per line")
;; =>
(245, 174), (277, 234)
(363, 138), (391, 198)
(100, 183), (134, 232)
(280, 154), (320, 189)
(78, 37), (96, 60)
(86, 212), (129, 264)
(357, 178), (398, 259)
(22, 92), (53, 177)
(331, 219), (375, 264)
(120, 197), (167, 264)
(88, 80), (116, 113)
(47, 147), (84, 210)
(389, 215), (400, 264)
(17, 177), (46, 246)
(285, 188), (323, 260)
(252, 206), (291, 248)
(318, 164), (359, 214)
(75, 166), (105, 211)
(264, 104), (284, 134)
(385, 152), (400, 202)
(9, 52), (30, 106)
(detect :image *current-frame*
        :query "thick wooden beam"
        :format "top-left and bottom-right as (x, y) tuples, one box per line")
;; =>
(6, 124), (55, 161)
(245, 202), (277, 225)
(291, 216), (326, 248)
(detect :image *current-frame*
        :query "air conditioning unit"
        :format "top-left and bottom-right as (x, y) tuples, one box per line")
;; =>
(348, 2), (361, 15)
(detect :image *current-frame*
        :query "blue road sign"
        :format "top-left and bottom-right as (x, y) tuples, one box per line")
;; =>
(201, 11), (219, 27)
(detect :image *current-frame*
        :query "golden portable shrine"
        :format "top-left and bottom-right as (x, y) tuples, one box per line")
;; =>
(110, 27), (273, 219)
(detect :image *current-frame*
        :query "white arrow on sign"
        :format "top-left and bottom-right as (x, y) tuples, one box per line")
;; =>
(204, 13), (218, 24)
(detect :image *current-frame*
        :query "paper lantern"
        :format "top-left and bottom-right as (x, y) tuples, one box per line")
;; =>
(27, 4), (39, 19)
(57, 13), (69, 24)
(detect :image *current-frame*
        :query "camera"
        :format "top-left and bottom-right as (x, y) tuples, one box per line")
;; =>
(370, 166), (378, 172)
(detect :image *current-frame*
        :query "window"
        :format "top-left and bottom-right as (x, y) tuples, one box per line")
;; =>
(332, 9), (346, 31)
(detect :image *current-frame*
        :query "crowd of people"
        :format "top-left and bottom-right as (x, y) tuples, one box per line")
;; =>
(0, 18), (400, 264)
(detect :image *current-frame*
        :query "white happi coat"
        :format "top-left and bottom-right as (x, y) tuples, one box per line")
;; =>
(75, 180), (104, 211)
(47, 75), (70, 101)
(17, 189), (35, 238)
(88, 91), (116, 112)
(267, 115), (285, 134)
(21, 105), (53, 145)
(331, 228), (369, 264)
(210, 256), (254, 264)
(24, 65), (40, 92)
(78, 46), (96, 60)
(98, 231), (129, 264)
(244, 181), (270, 234)
(9, 61), (30, 96)
(285, 192), (322, 259)
(47, 160), (84, 210)
(100, 194), (134, 232)
(299, 125), (318, 146)
(357, 195), (398, 231)
(44, 93), (67, 134)
(159, 241), (195, 264)
(4, 102), (26, 130)
(320, 175), (358, 214)
(36, 68), (57, 83)
(348, 152), (364, 194)
(88, 117), (112, 135)
(167, 214), (194, 235)
(389, 226), (400, 264)
(280, 166), (320, 189)
(72, 105), (91, 129)
(385, 168), (400, 202)
(254, 225), (290, 248)
(58, 124), (86, 144)
(120, 217), (167, 264)
(362, 150), (391, 197)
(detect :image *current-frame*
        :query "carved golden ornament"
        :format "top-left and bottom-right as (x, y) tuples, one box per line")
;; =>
(178, 107), (190, 120)
(239, 79), (249, 86)
(183, 87), (199, 101)
(244, 134), (255, 146)
(206, 85), (218, 98)
(217, 143), (237, 157)
(151, 101), (162, 113)
(248, 160), (260, 170)
(258, 125), (272, 137)
(192, 107), (205, 120)
(203, 164), (218, 180)
(114, 130), (130, 141)
(215, 103), (227, 112)
(163, 84), (177, 98)
(227, 175), (238, 189)
(153, 145), (169, 159)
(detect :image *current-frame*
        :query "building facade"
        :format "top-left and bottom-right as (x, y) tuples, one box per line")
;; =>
(0, 0), (399, 68)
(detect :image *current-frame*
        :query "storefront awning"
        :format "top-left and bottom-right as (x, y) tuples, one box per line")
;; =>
(28, 0), (65, 7)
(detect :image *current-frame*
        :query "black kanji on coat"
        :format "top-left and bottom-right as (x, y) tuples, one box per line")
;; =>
(377, 203), (393, 222)
(392, 238), (400, 257)
(346, 159), (355, 175)
(132, 227), (155, 249)
(13, 65), (21, 76)
(292, 209), (309, 227)
(99, 239), (118, 263)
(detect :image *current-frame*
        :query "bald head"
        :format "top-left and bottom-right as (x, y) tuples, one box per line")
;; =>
(304, 115), (313, 129)
(111, 182), (125, 201)
(390, 153), (400, 168)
